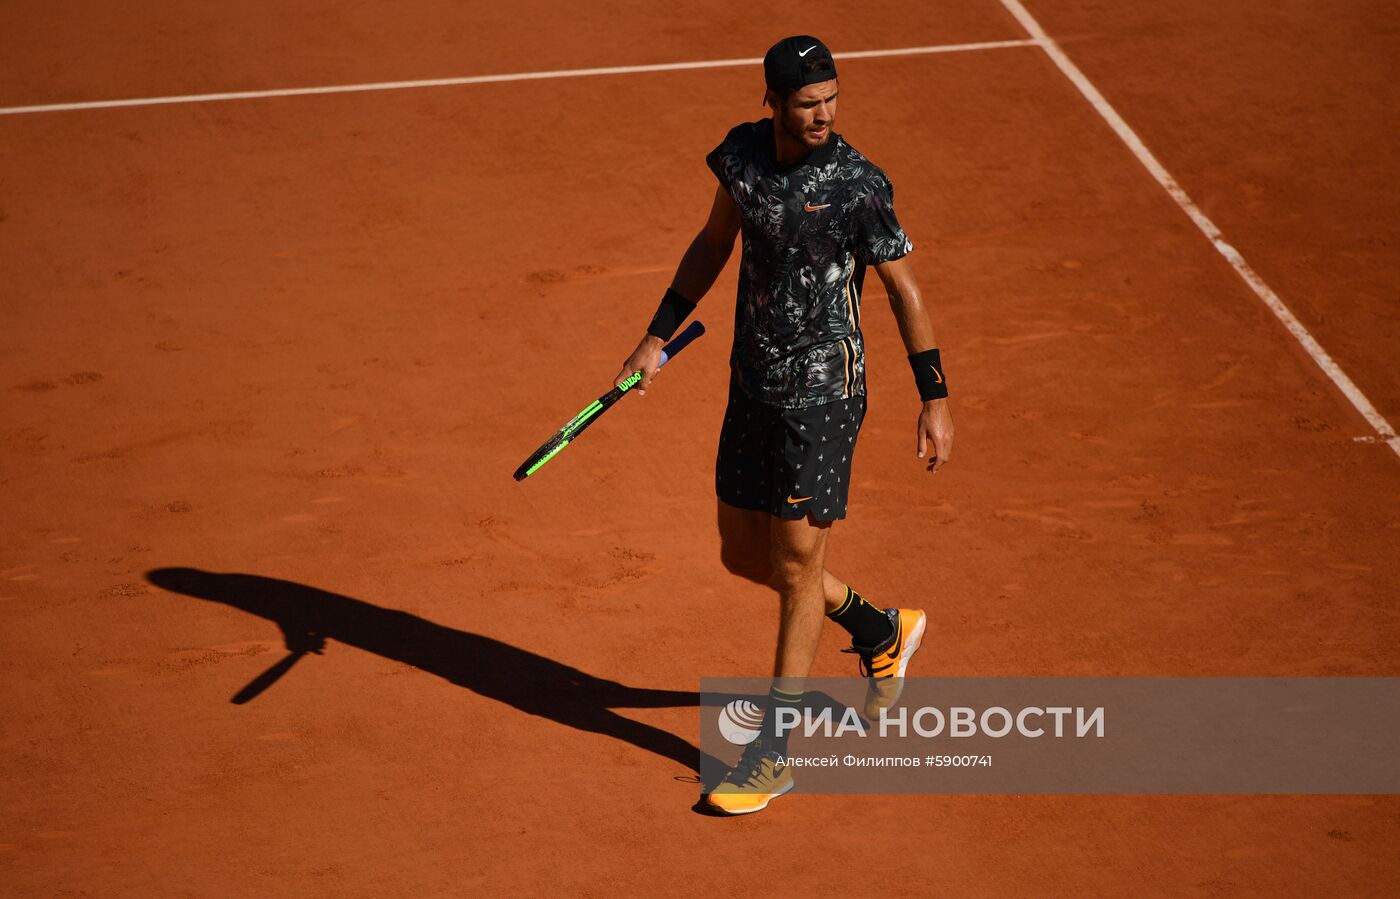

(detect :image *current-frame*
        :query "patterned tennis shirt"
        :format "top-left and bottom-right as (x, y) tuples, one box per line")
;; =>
(706, 117), (914, 410)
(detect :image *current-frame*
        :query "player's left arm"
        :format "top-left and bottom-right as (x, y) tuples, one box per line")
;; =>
(874, 256), (954, 472)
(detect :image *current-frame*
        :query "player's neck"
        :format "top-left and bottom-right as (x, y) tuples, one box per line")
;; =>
(771, 121), (810, 167)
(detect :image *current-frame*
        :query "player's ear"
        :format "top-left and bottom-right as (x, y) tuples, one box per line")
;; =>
(762, 89), (776, 111)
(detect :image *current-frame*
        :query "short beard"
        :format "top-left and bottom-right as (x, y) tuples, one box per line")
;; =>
(780, 110), (832, 147)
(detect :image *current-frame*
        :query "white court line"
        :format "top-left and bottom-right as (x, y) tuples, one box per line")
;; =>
(0, 38), (1035, 116)
(997, 0), (1400, 459)
(5, 23), (1390, 458)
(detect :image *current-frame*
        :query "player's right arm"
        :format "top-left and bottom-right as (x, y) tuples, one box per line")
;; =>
(614, 185), (740, 394)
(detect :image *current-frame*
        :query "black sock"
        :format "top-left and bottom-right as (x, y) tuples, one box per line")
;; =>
(761, 683), (804, 755)
(827, 586), (894, 649)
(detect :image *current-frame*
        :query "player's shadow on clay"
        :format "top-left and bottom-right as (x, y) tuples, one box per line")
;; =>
(146, 567), (723, 775)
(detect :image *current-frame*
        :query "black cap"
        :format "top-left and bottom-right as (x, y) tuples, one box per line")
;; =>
(763, 35), (838, 92)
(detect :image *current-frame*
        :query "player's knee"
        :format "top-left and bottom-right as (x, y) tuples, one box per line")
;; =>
(769, 553), (819, 591)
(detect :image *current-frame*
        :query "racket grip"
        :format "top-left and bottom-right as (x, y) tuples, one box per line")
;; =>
(658, 320), (706, 367)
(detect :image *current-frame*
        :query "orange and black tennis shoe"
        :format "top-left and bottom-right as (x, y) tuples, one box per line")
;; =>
(704, 739), (794, 815)
(844, 608), (928, 719)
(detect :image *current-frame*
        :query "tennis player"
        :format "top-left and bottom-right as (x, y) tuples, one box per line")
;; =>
(615, 35), (955, 814)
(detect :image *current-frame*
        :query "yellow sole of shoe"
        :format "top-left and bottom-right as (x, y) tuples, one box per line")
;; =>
(703, 778), (795, 816)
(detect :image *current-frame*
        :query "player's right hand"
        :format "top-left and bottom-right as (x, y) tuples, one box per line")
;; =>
(615, 334), (665, 395)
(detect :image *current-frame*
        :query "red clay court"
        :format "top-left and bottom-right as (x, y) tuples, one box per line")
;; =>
(2, 1), (1397, 895)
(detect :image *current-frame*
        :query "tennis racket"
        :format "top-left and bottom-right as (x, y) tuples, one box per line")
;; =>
(513, 320), (706, 481)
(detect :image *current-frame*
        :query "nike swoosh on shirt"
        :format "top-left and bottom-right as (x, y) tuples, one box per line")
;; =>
(786, 495), (812, 504)
(798, 45), (818, 57)
(803, 202), (831, 212)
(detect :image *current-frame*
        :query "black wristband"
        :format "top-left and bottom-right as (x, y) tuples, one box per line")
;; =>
(909, 348), (949, 401)
(647, 288), (697, 341)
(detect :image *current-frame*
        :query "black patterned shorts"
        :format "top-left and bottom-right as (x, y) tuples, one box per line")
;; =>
(715, 379), (866, 521)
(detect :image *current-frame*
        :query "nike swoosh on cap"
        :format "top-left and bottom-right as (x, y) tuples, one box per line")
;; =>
(798, 45), (818, 57)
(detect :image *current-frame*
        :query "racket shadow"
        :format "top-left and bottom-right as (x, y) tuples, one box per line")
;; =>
(146, 567), (725, 774)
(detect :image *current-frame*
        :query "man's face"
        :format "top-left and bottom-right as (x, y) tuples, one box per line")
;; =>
(772, 79), (839, 149)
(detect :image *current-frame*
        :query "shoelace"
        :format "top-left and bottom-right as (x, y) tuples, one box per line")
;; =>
(724, 742), (774, 787)
(842, 615), (900, 678)
(841, 645), (878, 677)
(842, 646), (898, 678)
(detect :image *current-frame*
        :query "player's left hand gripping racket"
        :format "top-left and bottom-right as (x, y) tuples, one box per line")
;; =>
(513, 320), (706, 481)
